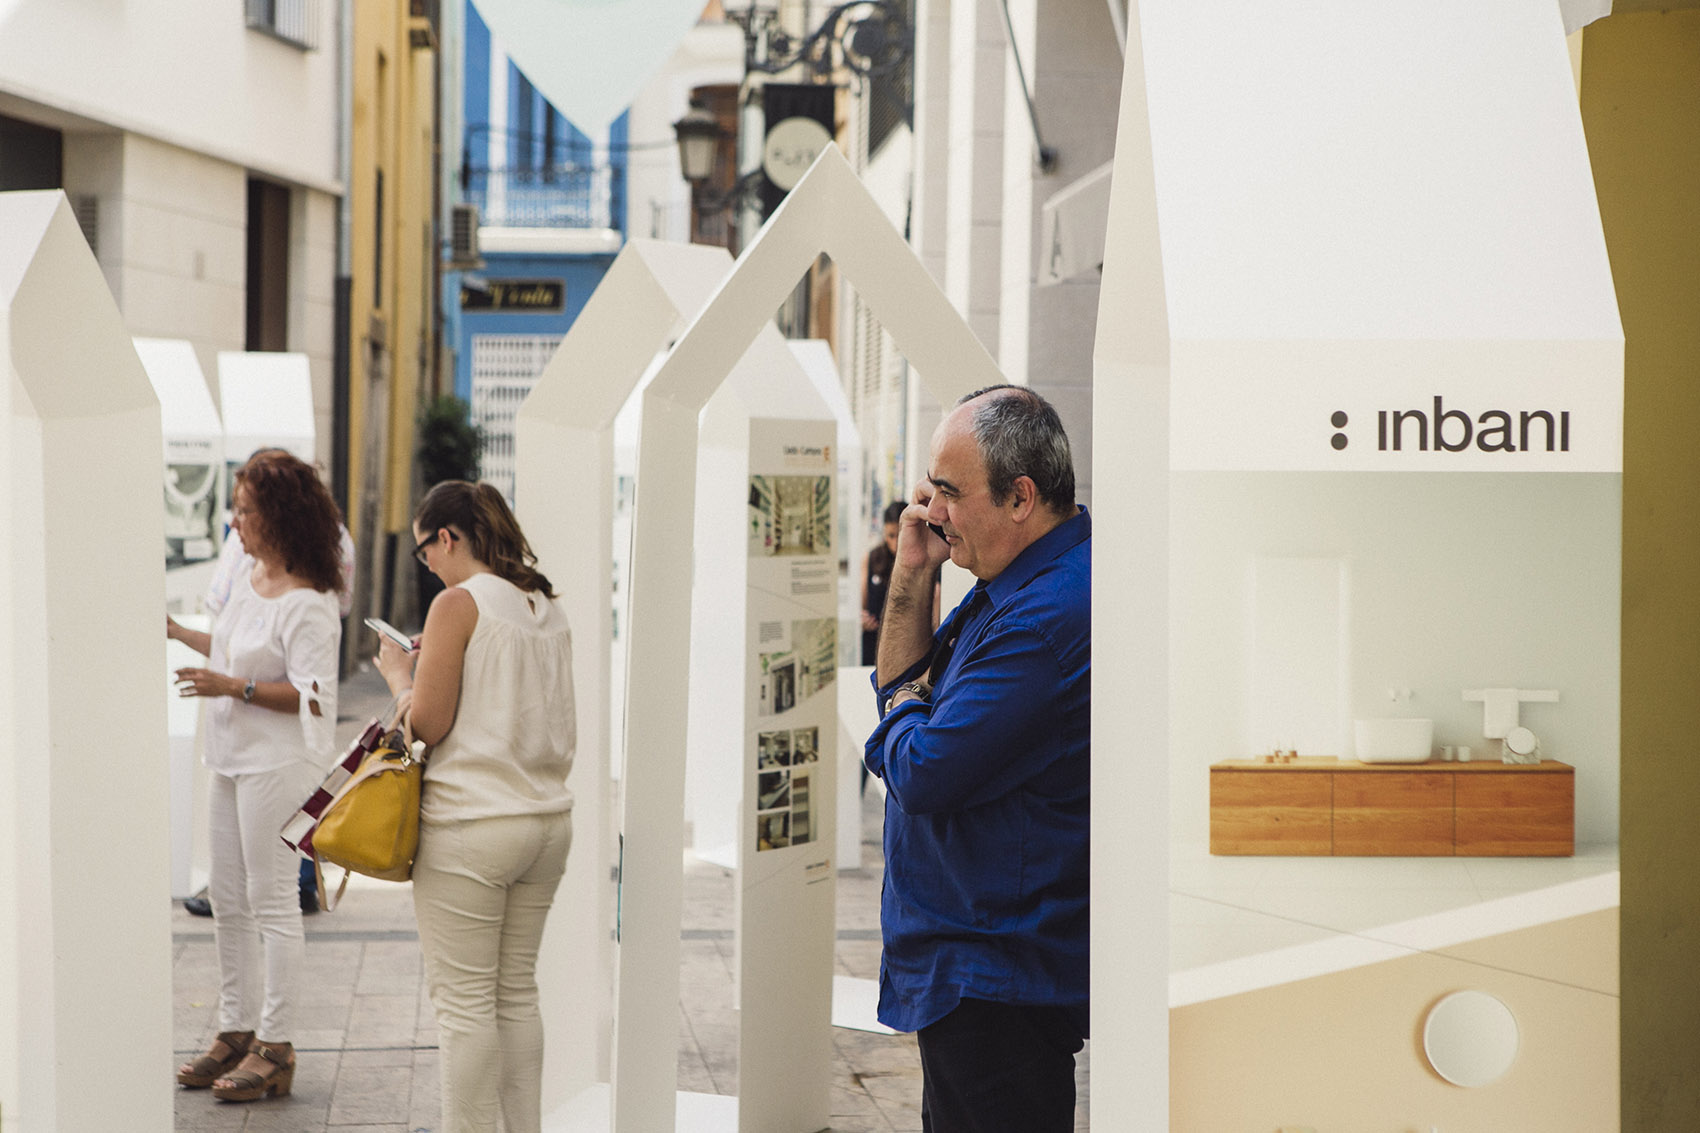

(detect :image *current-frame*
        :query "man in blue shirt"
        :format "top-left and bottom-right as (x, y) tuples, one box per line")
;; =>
(866, 385), (1090, 1132)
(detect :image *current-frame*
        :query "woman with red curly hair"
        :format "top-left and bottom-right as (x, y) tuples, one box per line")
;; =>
(166, 450), (343, 1103)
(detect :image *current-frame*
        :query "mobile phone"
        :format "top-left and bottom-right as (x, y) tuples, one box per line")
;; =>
(927, 522), (948, 542)
(365, 617), (417, 653)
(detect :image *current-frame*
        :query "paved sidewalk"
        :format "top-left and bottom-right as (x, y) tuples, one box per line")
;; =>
(171, 663), (1091, 1131)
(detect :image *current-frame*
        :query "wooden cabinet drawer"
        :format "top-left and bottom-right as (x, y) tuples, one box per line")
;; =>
(1208, 760), (1574, 857)
(1455, 771), (1574, 856)
(1210, 770), (1332, 855)
(1333, 771), (1454, 856)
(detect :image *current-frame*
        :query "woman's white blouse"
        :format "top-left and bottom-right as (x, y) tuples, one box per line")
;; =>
(204, 561), (341, 775)
(421, 571), (576, 825)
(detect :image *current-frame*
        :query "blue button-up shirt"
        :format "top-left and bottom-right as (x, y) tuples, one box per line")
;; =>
(865, 508), (1090, 1035)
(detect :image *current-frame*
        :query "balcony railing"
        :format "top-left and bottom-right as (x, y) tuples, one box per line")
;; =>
(245, 0), (321, 50)
(464, 165), (623, 231)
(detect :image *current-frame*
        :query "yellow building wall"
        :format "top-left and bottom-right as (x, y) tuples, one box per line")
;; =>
(347, 2), (438, 627)
(1579, 10), (1700, 1129)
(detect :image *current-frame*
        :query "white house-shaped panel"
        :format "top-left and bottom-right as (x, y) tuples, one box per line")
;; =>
(614, 144), (1003, 1132)
(1, 189), (172, 1132)
(513, 237), (736, 1118)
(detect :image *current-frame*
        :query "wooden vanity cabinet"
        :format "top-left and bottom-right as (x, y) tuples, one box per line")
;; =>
(1209, 758), (1574, 856)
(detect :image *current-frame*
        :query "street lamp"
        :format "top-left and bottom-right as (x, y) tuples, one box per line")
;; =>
(672, 100), (720, 184)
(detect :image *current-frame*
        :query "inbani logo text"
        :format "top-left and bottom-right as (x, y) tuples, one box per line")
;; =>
(1329, 397), (1571, 454)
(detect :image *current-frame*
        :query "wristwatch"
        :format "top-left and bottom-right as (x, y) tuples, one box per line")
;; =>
(242, 678), (256, 704)
(890, 680), (930, 709)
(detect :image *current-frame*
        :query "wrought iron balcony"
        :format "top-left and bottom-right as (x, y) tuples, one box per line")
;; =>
(463, 165), (624, 231)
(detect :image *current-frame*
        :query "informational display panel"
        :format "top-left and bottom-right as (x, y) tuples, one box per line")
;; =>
(134, 338), (225, 568)
(737, 418), (837, 1133)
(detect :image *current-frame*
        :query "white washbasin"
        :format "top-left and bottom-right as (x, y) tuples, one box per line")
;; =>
(1354, 717), (1434, 763)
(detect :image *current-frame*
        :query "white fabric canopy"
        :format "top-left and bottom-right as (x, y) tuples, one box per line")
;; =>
(473, 0), (710, 131)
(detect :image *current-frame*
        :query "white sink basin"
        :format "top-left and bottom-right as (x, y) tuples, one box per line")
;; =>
(1355, 717), (1434, 763)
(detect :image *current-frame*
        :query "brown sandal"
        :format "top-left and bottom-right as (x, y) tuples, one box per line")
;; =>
(210, 1039), (294, 1101)
(176, 1030), (255, 1088)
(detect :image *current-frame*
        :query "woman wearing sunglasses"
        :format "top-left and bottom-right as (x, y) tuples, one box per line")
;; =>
(375, 479), (576, 1133)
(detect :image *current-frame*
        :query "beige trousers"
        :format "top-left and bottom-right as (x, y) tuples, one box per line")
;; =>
(413, 810), (573, 1133)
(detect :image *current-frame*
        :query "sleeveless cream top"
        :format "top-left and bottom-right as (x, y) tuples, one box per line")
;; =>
(420, 571), (576, 824)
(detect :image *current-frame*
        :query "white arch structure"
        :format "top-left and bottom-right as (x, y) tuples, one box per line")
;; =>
(613, 144), (1001, 1130)
(1, 190), (172, 1131)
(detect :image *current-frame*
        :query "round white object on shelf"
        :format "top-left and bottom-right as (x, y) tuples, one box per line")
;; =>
(1424, 990), (1520, 1087)
(1505, 726), (1539, 757)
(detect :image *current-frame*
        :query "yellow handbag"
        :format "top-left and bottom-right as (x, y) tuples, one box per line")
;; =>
(312, 723), (426, 888)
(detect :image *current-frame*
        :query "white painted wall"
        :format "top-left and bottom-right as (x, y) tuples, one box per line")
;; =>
(623, 23), (743, 243)
(54, 113), (338, 472)
(943, 0), (1006, 354)
(1170, 471), (1622, 845)
(0, 0), (339, 190)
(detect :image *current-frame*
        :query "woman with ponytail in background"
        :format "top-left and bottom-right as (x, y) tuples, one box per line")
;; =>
(375, 480), (576, 1133)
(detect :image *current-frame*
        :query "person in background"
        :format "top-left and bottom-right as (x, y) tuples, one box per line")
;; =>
(182, 450), (355, 918)
(865, 386), (1091, 1132)
(860, 500), (906, 665)
(375, 480), (576, 1133)
(167, 450), (344, 1102)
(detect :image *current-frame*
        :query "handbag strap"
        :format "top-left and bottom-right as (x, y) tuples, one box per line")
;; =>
(312, 855), (352, 913)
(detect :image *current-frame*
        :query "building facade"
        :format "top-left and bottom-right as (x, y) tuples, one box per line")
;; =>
(0, 0), (340, 468)
(442, 0), (628, 508)
(344, 0), (443, 639)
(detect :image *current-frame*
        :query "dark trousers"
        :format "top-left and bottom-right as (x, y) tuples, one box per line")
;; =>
(917, 998), (1084, 1133)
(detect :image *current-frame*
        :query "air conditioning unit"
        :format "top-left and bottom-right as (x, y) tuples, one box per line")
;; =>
(448, 203), (482, 269)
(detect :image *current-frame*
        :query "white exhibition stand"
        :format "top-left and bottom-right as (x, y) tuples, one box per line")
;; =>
(1092, 2), (1623, 1124)
(1, 190), (174, 1129)
(515, 238), (740, 1122)
(835, 665), (879, 869)
(135, 339), (225, 899)
(217, 350), (317, 470)
(787, 339), (864, 675)
(614, 146), (999, 1132)
(689, 339), (859, 872)
(136, 338), (225, 610)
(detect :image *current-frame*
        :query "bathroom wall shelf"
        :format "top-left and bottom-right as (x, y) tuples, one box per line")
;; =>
(1208, 758), (1574, 856)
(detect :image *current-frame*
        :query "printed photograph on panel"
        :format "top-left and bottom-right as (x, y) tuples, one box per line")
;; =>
(757, 729), (792, 769)
(792, 618), (838, 701)
(758, 649), (798, 717)
(791, 726), (819, 765)
(757, 810), (791, 852)
(748, 475), (832, 557)
(165, 462), (221, 567)
(790, 773), (813, 846)
(758, 770), (791, 811)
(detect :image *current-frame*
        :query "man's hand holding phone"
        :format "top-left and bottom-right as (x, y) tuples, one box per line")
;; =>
(896, 480), (952, 573)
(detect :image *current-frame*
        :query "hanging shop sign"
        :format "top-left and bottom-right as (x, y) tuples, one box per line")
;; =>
(459, 278), (565, 313)
(760, 83), (837, 217)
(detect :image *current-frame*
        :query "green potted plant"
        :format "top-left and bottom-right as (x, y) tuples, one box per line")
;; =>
(414, 395), (484, 607)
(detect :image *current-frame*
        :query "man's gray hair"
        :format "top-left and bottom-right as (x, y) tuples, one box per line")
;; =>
(957, 384), (1076, 514)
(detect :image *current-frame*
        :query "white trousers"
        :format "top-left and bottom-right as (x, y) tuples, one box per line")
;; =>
(413, 810), (573, 1133)
(207, 760), (318, 1040)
